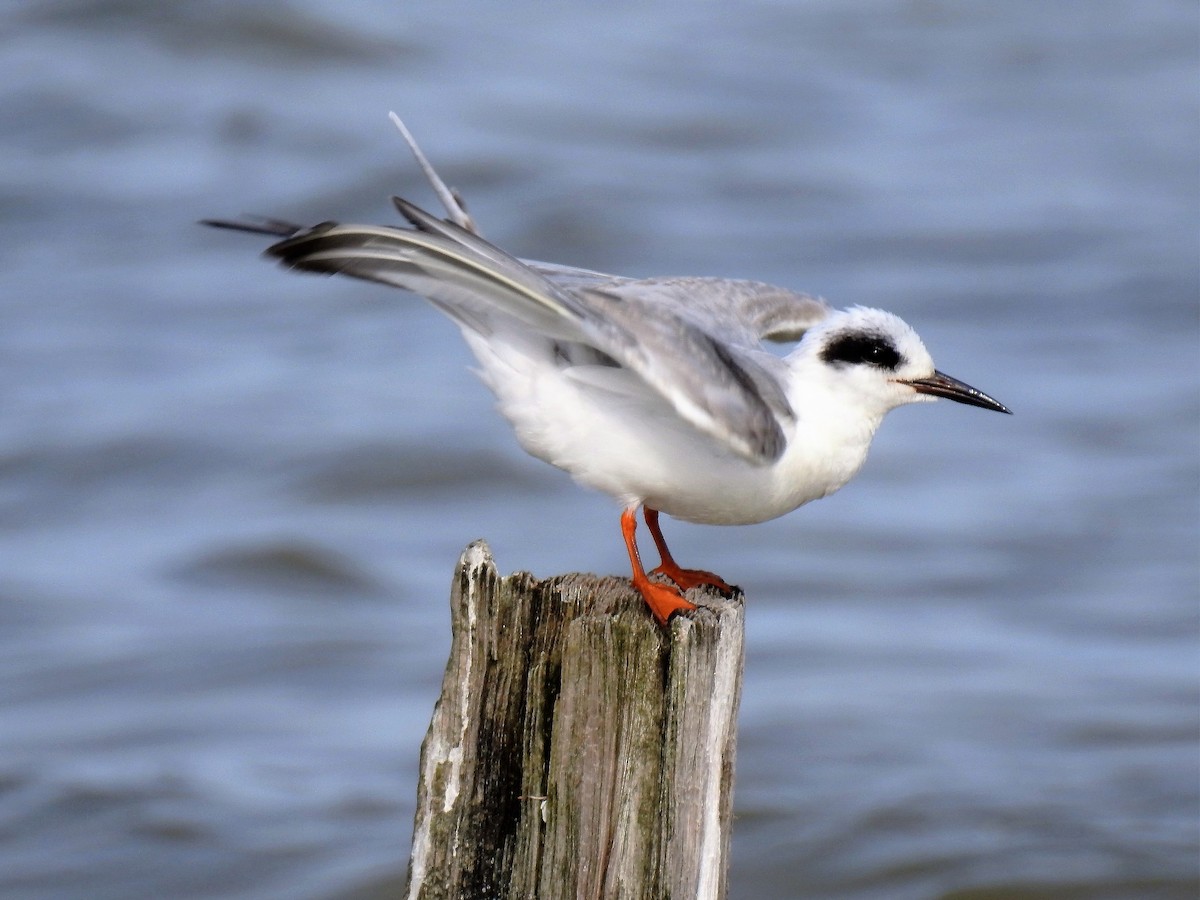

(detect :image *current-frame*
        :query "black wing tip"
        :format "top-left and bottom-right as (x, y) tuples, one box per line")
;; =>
(390, 196), (424, 227)
(200, 216), (306, 238)
(202, 218), (348, 266)
(391, 195), (483, 239)
(391, 195), (460, 234)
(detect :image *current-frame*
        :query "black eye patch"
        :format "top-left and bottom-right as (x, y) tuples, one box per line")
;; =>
(820, 333), (903, 370)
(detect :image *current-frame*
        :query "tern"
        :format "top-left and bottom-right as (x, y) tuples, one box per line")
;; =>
(205, 116), (1010, 626)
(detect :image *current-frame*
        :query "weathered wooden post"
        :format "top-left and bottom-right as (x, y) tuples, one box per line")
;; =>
(405, 540), (745, 900)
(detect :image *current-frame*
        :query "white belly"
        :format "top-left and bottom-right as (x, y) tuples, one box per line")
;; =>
(465, 330), (879, 526)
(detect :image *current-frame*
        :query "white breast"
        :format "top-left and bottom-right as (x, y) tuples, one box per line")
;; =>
(463, 328), (885, 526)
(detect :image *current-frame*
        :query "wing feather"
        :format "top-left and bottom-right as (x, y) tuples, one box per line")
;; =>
(256, 211), (794, 461)
(204, 118), (821, 465)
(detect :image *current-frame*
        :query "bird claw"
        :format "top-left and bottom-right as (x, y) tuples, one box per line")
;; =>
(650, 564), (736, 596)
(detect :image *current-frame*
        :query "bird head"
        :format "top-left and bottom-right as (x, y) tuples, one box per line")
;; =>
(796, 306), (1011, 419)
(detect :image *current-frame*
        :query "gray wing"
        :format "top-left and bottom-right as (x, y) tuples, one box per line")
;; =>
(531, 265), (831, 345)
(207, 111), (819, 463)
(253, 206), (797, 461)
(561, 283), (807, 459)
(258, 205), (590, 342)
(532, 268), (832, 457)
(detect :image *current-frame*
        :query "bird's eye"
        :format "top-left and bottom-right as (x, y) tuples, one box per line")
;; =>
(820, 333), (903, 370)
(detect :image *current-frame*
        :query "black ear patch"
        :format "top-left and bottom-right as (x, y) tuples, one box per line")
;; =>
(820, 332), (903, 370)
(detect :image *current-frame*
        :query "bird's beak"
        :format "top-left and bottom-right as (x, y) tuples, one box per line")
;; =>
(900, 370), (1012, 414)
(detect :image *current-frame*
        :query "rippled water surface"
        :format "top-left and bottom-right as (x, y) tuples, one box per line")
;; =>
(3, 2), (1197, 898)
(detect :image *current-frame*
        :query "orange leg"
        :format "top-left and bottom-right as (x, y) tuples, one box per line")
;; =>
(621, 506), (697, 626)
(644, 507), (735, 595)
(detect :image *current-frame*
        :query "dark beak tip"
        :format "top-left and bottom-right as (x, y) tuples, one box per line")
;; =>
(905, 371), (1011, 415)
(971, 398), (1013, 415)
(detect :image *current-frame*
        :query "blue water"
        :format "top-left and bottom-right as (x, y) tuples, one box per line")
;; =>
(2, 2), (1196, 898)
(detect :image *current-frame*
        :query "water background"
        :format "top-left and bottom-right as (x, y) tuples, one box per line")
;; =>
(2, 2), (1197, 897)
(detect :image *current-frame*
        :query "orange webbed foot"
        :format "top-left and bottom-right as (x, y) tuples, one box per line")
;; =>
(641, 507), (737, 598)
(650, 562), (736, 596)
(633, 576), (698, 627)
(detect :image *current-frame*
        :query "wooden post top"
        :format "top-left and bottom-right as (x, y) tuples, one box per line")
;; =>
(406, 540), (745, 900)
